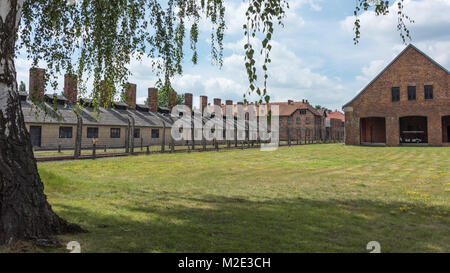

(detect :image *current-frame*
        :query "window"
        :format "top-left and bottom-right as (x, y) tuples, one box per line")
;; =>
(306, 117), (310, 124)
(288, 117), (293, 125)
(87, 127), (98, 138)
(134, 128), (140, 138)
(110, 128), (121, 138)
(279, 117), (283, 124)
(391, 87), (400, 102)
(151, 129), (160, 138)
(59, 127), (72, 138)
(300, 110), (307, 115)
(296, 117), (301, 125)
(306, 129), (310, 136)
(425, 85), (433, 100)
(408, 86), (416, 100)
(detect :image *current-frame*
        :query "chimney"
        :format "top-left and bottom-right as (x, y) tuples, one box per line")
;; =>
(226, 100), (233, 106)
(200, 96), (208, 112)
(100, 80), (113, 108)
(148, 88), (158, 112)
(288, 100), (293, 105)
(64, 73), (77, 104)
(29, 67), (45, 101)
(214, 98), (221, 106)
(125, 83), (137, 109)
(184, 93), (193, 111)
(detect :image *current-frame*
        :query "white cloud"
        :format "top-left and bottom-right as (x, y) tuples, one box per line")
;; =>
(341, 0), (450, 102)
(355, 59), (386, 83)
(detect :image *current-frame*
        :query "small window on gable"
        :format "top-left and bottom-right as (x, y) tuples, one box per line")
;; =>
(424, 85), (433, 100)
(296, 117), (301, 124)
(306, 117), (310, 124)
(408, 86), (416, 100)
(392, 87), (400, 102)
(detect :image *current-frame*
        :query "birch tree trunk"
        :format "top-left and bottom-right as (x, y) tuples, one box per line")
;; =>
(0, 0), (84, 245)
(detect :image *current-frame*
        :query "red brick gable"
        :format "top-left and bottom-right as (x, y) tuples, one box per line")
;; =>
(343, 44), (449, 109)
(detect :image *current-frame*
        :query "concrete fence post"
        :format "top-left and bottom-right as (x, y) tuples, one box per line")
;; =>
(74, 109), (83, 159)
(288, 128), (291, 146)
(161, 122), (166, 153)
(92, 143), (96, 160)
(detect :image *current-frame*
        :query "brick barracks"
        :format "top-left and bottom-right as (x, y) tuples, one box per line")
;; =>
(21, 68), (344, 151)
(344, 44), (449, 147)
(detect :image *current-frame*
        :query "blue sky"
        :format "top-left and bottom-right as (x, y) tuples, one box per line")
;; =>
(15, 0), (450, 110)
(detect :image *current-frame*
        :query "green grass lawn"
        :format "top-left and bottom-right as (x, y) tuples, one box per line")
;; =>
(11, 144), (450, 252)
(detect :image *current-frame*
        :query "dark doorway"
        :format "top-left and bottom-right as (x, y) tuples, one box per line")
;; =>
(360, 117), (386, 144)
(399, 116), (428, 144)
(443, 116), (450, 143)
(29, 126), (42, 147)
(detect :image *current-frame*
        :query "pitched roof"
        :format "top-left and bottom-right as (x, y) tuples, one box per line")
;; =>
(343, 44), (450, 108)
(21, 100), (168, 128)
(220, 101), (323, 117)
(21, 101), (78, 125)
(326, 111), (345, 122)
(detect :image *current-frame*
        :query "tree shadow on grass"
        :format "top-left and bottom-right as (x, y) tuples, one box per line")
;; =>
(53, 194), (449, 253)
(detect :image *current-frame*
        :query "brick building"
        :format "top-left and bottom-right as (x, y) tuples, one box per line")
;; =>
(23, 66), (334, 150)
(222, 100), (327, 141)
(325, 111), (345, 140)
(22, 68), (184, 150)
(343, 44), (450, 146)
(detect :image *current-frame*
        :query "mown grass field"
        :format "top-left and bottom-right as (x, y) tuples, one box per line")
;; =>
(6, 144), (450, 252)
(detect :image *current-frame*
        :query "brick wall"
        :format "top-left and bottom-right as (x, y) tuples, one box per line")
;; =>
(344, 45), (450, 146)
(279, 109), (319, 140)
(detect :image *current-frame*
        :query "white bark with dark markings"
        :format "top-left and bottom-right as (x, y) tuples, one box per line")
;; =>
(0, 0), (84, 245)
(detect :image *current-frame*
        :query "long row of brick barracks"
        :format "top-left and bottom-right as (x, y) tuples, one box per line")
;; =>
(22, 68), (345, 151)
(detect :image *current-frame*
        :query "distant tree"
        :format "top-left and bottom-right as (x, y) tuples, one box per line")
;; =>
(19, 81), (26, 92)
(158, 85), (184, 107)
(315, 105), (329, 112)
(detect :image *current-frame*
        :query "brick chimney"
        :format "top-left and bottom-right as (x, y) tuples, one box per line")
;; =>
(185, 93), (193, 111)
(200, 96), (208, 112)
(100, 80), (113, 108)
(148, 88), (158, 112)
(168, 90), (177, 110)
(29, 67), (45, 101)
(64, 73), (77, 104)
(214, 98), (221, 107)
(125, 83), (136, 109)
(226, 100), (233, 106)
(288, 100), (293, 105)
